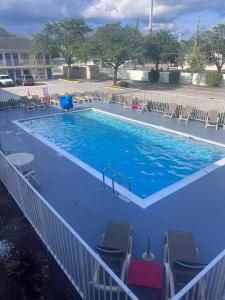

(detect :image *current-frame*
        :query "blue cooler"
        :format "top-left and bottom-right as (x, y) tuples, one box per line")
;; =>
(59, 95), (73, 110)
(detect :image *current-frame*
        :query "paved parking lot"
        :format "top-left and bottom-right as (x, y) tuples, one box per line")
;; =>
(1, 78), (224, 100)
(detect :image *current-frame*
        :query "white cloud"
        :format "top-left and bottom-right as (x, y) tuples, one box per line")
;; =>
(84, 0), (225, 22)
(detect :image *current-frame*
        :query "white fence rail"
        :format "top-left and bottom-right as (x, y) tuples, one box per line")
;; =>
(0, 151), (138, 300)
(116, 90), (225, 123)
(0, 84), (119, 102)
(171, 249), (225, 300)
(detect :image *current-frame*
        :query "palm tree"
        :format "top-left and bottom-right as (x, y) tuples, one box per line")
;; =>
(3, 249), (48, 300)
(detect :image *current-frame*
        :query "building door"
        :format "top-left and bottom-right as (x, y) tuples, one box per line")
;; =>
(47, 68), (52, 79)
(15, 69), (21, 80)
(5, 53), (12, 66)
(8, 70), (15, 81)
(12, 53), (19, 66)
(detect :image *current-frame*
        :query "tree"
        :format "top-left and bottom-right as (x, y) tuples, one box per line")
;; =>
(143, 30), (180, 69)
(89, 23), (143, 85)
(201, 24), (225, 72)
(176, 40), (192, 70)
(31, 18), (91, 79)
(188, 47), (206, 72)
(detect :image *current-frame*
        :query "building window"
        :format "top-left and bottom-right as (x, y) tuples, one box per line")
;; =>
(20, 53), (29, 61)
(37, 68), (46, 79)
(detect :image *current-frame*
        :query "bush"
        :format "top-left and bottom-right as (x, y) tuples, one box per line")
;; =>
(148, 70), (160, 83)
(169, 72), (180, 84)
(118, 81), (129, 87)
(206, 72), (223, 87)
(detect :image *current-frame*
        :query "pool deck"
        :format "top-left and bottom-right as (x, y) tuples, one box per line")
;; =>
(1, 102), (225, 298)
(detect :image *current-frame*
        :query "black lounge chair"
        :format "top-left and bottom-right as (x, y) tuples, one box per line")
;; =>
(21, 96), (35, 111)
(164, 230), (206, 298)
(91, 221), (132, 292)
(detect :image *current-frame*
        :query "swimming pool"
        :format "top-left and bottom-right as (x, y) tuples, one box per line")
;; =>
(19, 109), (225, 205)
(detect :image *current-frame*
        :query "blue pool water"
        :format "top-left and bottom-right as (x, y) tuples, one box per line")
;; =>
(22, 110), (225, 198)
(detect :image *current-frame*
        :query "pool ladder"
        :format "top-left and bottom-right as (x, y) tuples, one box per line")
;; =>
(102, 166), (131, 196)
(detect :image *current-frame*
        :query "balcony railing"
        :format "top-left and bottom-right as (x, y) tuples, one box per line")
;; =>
(0, 60), (53, 67)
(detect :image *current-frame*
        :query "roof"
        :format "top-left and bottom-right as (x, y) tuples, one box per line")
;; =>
(0, 36), (31, 50)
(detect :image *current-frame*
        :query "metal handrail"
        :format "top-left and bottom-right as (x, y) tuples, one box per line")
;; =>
(102, 165), (131, 196)
(102, 165), (116, 190)
(112, 172), (131, 196)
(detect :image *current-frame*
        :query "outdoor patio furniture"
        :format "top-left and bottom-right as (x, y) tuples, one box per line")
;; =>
(164, 230), (206, 299)
(179, 106), (194, 123)
(91, 221), (132, 292)
(205, 110), (220, 130)
(138, 103), (148, 113)
(31, 95), (46, 110)
(163, 103), (178, 119)
(21, 96), (35, 111)
(23, 169), (40, 186)
(6, 152), (40, 187)
(127, 259), (162, 299)
(50, 94), (59, 106)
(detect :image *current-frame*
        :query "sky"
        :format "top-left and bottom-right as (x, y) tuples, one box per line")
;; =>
(0, 0), (225, 39)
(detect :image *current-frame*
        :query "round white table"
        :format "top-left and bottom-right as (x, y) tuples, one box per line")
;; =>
(7, 153), (34, 167)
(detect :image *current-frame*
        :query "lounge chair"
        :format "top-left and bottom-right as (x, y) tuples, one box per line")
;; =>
(50, 94), (59, 106)
(21, 96), (35, 111)
(91, 221), (132, 292)
(179, 106), (193, 123)
(163, 103), (178, 119)
(137, 103), (148, 113)
(164, 230), (206, 299)
(124, 96), (132, 109)
(205, 110), (220, 130)
(31, 95), (46, 110)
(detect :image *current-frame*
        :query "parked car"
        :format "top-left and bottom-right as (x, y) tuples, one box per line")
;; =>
(16, 74), (35, 86)
(0, 75), (15, 87)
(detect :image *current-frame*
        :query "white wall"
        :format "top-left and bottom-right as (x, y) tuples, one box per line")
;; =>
(127, 70), (149, 81)
(180, 73), (193, 85)
(219, 74), (225, 88)
(192, 73), (207, 86)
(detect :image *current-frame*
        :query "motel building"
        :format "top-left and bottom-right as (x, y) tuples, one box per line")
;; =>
(0, 36), (53, 82)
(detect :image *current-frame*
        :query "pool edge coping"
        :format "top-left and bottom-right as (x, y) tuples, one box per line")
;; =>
(12, 107), (225, 210)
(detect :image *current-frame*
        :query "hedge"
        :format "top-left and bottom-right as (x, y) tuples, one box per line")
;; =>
(169, 72), (180, 84)
(118, 81), (129, 87)
(206, 72), (223, 87)
(148, 70), (160, 83)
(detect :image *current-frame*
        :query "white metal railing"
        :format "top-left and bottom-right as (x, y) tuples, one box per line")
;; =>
(0, 151), (138, 300)
(0, 85), (114, 101)
(116, 90), (225, 123)
(171, 249), (225, 300)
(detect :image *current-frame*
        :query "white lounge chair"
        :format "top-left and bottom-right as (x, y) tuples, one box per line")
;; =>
(205, 110), (220, 130)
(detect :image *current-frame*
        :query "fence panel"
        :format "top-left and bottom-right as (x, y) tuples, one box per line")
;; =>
(0, 151), (138, 300)
(116, 90), (225, 123)
(171, 249), (225, 300)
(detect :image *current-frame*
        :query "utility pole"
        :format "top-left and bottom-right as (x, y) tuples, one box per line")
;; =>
(194, 16), (200, 48)
(148, 0), (154, 34)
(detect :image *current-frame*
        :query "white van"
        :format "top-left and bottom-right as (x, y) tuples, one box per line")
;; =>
(0, 75), (15, 87)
